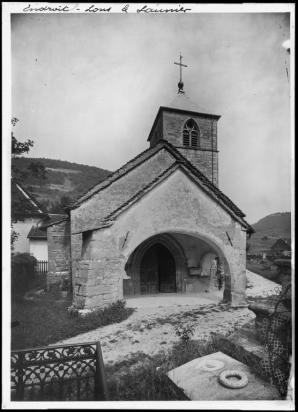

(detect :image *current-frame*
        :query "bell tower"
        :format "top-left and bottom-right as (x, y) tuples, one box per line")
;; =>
(147, 55), (221, 187)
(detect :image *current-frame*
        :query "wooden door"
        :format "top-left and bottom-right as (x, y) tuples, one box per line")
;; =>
(140, 245), (158, 294)
(158, 244), (176, 293)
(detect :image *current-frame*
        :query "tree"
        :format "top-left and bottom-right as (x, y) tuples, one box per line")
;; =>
(41, 195), (72, 214)
(11, 118), (46, 182)
(11, 118), (47, 250)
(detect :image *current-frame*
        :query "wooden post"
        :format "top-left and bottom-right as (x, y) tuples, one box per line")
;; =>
(95, 342), (110, 401)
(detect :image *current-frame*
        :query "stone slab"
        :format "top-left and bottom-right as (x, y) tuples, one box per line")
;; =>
(167, 351), (281, 401)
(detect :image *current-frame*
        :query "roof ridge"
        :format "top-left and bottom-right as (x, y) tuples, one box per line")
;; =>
(159, 140), (247, 219)
(68, 143), (164, 210)
(11, 177), (49, 216)
(96, 158), (252, 231)
(103, 162), (179, 222)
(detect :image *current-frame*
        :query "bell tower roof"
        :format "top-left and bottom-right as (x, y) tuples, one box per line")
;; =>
(148, 93), (221, 143)
(166, 92), (219, 117)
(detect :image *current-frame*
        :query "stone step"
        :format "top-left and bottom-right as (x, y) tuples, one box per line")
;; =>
(211, 320), (290, 390)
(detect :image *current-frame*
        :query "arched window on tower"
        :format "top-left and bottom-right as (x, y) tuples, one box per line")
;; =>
(183, 120), (199, 148)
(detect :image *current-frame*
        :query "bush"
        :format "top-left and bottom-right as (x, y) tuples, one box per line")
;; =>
(11, 298), (135, 350)
(11, 253), (37, 300)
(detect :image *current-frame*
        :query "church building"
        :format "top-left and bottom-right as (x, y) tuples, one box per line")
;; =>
(46, 58), (254, 309)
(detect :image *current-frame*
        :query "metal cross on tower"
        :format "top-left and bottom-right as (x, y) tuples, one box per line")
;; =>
(174, 53), (187, 92)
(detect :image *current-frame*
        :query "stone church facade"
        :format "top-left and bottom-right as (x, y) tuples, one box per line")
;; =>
(46, 90), (254, 309)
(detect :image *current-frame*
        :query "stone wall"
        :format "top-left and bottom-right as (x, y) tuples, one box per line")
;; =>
(71, 232), (82, 306)
(177, 149), (218, 186)
(47, 220), (71, 289)
(162, 110), (218, 185)
(71, 148), (175, 234)
(74, 229), (124, 309)
(72, 169), (247, 309)
(150, 114), (163, 147)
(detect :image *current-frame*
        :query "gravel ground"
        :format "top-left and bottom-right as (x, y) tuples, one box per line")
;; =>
(56, 270), (281, 365)
(246, 269), (281, 299)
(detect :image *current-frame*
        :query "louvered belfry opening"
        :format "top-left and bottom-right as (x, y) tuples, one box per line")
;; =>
(183, 120), (198, 147)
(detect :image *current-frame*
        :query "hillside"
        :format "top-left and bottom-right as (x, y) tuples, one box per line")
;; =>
(248, 212), (291, 255)
(12, 157), (112, 205)
(252, 212), (291, 233)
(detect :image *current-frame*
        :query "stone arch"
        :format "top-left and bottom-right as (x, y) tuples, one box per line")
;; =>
(124, 228), (234, 302)
(201, 252), (217, 278)
(125, 233), (188, 294)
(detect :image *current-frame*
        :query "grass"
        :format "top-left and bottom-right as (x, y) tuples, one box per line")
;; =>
(247, 262), (282, 284)
(104, 335), (245, 401)
(11, 290), (135, 350)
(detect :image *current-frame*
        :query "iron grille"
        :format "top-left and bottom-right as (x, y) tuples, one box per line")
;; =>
(11, 341), (109, 401)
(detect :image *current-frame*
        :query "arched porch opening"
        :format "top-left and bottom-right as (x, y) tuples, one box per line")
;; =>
(124, 233), (188, 295)
(123, 231), (233, 301)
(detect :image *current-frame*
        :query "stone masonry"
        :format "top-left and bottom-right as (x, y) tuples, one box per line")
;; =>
(47, 220), (71, 289)
(149, 105), (219, 186)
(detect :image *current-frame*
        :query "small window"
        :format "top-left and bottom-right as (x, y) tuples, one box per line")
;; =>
(183, 120), (199, 147)
(183, 130), (190, 146)
(81, 230), (92, 259)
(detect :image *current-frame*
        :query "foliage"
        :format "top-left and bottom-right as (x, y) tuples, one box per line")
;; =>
(11, 119), (46, 183)
(11, 298), (135, 350)
(11, 253), (38, 300)
(174, 323), (195, 343)
(40, 195), (73, 214)
(105, 339), (214, 401)
(246, 262), (281, 284)
(11, 156), (112, 205)
(105, 332), (278, 401)
(264, 282), (292, 399)
(11, 224), (19, 251)
(11, 118), (47, 249)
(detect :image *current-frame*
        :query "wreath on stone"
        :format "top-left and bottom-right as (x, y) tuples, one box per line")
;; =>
(218, 370), (248, 389)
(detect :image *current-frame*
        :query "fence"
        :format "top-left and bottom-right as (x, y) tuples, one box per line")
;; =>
(11, 342), (110, 401)
(35, 260), (48, 276)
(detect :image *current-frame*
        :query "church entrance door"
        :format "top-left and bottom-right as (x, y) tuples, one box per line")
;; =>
(140, 243), (176, 294)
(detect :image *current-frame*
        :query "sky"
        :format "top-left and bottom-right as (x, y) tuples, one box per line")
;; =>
(8, 4), (293, 224)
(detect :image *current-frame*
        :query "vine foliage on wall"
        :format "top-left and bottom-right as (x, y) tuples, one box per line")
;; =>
(262, 282), (292, 399)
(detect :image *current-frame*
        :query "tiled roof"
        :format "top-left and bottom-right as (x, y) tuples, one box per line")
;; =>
(27, 225), (47, 239)
(69, 139), (254, 234)
(40, 214), (68, 228)
(67, 144), (163, 210)
(27, 214), (69, 238)
(165, 92), (219, 117)
(270, 238), (291, 250)
(11, 178), (49, 216)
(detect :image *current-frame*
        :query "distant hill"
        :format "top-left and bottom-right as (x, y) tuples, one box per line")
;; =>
(12, 157), (112, 205)
(248, 212), (291, 255)
(252, 212), (291, 233)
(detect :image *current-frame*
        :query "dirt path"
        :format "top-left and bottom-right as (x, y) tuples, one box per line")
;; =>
(56, 270), (280, 365)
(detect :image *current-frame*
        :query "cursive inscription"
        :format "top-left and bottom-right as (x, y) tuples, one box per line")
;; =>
(137, 5), (191, 13)
(22, 3), (191, 13)
(23, 4), (70, 12)
(85, 5), (111, 12)
(122, 4), (129, 13)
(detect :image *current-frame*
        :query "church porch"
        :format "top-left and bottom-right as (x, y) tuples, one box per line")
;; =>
(123, 232), (230, 300)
